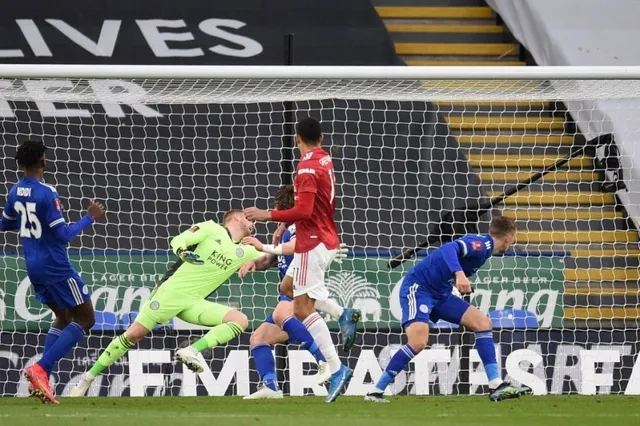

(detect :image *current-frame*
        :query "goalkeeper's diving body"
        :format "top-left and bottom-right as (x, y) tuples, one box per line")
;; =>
(365, 216), (532, 403)
(71, 210), (262, 396)
(239, 185), (359, 399)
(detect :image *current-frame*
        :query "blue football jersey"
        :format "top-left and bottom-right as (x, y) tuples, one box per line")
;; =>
(407, 234), (494, 293)
(2, 177), (78, 284)
(277, 224), (296, 280)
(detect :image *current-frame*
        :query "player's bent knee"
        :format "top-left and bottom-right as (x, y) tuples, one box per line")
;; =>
(223, 310), (249, 330)
(126, 322), (151, 343)
(479, 315), (492, 331)
(51, 308), (71, 329)
(294, 293), (315, 316)
(70, 300), (96, 330)
(249, 327), (267, 347)
(272, 302), (294, 326)
(460, 307), (492, 332)
(405, 322), (429, 353)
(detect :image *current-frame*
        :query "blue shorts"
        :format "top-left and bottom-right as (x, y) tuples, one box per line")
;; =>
(32, 274), (91, 309)
(264, 292), (293, 324)
(399, 276), (470, 328)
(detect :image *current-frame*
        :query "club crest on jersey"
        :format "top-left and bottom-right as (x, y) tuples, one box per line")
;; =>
(150, 301), (160, 310)
(472, 241), (483, 251)
(189, 225), (200, 233)
(236, 247), (244, 257)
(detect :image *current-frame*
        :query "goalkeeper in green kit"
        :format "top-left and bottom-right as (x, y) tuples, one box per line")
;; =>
(71, 210), (262, 397)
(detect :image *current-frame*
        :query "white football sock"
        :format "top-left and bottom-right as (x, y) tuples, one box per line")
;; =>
(489, 378), (503, 389)
(314, 299), (344, 320)
(303, 312), (341, 374)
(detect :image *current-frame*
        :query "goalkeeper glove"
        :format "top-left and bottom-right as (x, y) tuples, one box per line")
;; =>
(177, 248), (204, 265)
(333, 243), (349, 264)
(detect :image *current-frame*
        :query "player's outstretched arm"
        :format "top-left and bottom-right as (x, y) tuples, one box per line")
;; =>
(50, 200), (105, 243)
(244, 192), (316, 223)
(237, 254), (277, 278)
(170, 221), (220, 265)
(242, 236), (296, 255)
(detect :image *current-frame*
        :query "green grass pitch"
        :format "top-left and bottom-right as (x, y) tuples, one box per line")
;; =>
(1, 396), (639, 426)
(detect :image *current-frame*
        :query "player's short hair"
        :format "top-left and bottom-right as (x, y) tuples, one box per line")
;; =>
(296, 117), (322, 145)
(489, 216), (517, 238)
(15, 140), (47, 168)
(274, 185), (294, 210)
(223, 209), (243, 225)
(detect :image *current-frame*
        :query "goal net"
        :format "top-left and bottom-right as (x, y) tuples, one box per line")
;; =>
(1, 66), (639, 397)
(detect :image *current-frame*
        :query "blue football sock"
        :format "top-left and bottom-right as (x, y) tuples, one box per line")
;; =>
(251, 344), (279, 391)
(37, 322), (85, 375)
(43, 327), (62, 355)
(282, 316), (326, 362)
(374, 344), (417, 393)
(475, 330), (501, 385)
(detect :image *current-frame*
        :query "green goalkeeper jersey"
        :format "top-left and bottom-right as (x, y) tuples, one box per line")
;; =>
(161, 220), (262, 299)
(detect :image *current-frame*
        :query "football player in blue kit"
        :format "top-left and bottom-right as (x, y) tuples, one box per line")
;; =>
(365, 216), (531, 402)
(238, 185), (357, 399)
(1, 141), (105, 404)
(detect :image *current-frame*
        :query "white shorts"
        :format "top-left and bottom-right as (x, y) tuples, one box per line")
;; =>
(289, 243), (336, 300)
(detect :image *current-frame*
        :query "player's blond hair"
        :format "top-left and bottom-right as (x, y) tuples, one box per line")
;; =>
(222, 209), (243, 225)
(489, 216), (517, 238)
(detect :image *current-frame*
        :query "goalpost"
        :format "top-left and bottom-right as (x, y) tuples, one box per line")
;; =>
(1, 65), (639, 397)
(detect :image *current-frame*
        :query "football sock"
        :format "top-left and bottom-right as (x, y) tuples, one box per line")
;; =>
(303, 312), (341, 374)
(282, 316), (326, 362)
(251, 344), (279, 391)
(38, 322), (85, 375)
(43, 327), (62, 355)
(475, 330), (502, 388)
(374, 345), (416, 393)
(192, 322), (244, 352)
(89, 334), (134, 377)
(314, 299), (344, 320)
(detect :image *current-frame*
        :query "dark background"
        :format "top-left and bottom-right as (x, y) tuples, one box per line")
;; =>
(0, 0), (483, 253)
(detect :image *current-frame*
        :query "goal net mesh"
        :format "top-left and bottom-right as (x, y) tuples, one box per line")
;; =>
(1, 76), (638, 397)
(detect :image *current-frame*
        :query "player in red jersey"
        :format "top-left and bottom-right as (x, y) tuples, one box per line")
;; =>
(245, 117), (354, 403)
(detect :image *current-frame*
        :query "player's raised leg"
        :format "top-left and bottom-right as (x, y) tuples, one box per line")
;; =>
(174, 300), (247, 373)
(280, 275), (360, 351)
(457, 304), (531, 401)
(365, 279), (429, 403)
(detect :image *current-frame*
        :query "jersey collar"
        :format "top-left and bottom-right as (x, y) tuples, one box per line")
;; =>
(224, 226), (239, 244)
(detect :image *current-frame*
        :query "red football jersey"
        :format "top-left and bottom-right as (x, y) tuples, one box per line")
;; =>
(293, 147), (339, 253)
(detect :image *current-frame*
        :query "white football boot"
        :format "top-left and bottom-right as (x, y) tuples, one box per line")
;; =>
(175, 347), (206, 373)
(70, 372), (95, 397)
(315, 361), (332, 385)
(243, 383), (284, 400)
